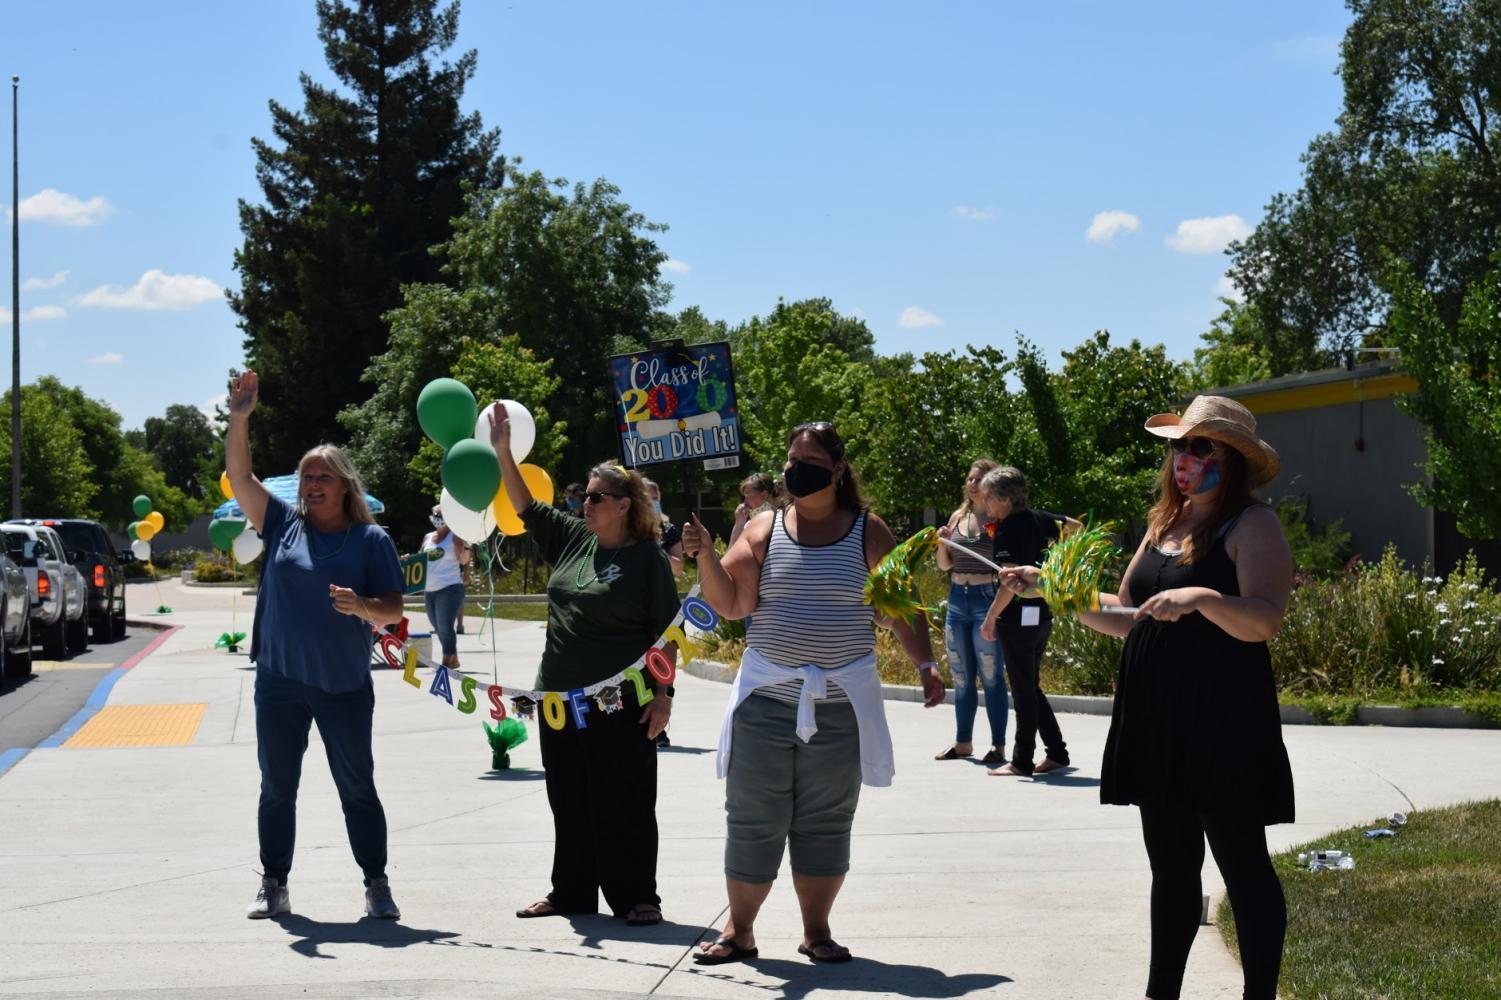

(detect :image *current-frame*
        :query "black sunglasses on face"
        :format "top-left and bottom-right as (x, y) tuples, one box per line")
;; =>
(1170, 436), (1218, 459)
(793, 421), (835, 433)
(583, 491), (626, 504)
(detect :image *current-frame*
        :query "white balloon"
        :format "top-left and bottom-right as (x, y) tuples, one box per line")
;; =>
(472, 399), (536, 464)
(131, 539), (151, 562)
(441, 487), (496, 544)
(232, 529), (264, 565)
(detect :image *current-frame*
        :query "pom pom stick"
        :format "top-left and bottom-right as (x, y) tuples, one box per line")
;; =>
(864, 526), (943, 627)
(484, 717), (529, 770)
(1037, 519), (1135, 616)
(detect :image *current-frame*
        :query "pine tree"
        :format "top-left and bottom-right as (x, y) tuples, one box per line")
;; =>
(230, 0), (503, 474)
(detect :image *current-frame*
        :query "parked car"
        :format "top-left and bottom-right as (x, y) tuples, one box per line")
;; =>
(0, 523), (73, 660)
(14, 518), (126, 643)
(30, 524), (87, 654)
(0, 552), (31, 679)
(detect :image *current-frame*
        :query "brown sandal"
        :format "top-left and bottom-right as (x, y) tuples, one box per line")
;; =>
(515, 899), (560, 918)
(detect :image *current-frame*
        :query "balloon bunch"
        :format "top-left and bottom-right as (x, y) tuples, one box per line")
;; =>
(416, 378), (555, 543)
(863, 526), (943, 628)
(126, 495), (173, 613)
(210, 475), (262, 653)
(1037, 518), (1126, 616)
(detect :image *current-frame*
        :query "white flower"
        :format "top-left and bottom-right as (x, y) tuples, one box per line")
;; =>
(1437, 603), (1449, 612)
(1409, 629), (1423, 636)
(1464, 601), (1479, 610)
(1440, 618), (1452, 625)
(1433, 657), (1445, 665)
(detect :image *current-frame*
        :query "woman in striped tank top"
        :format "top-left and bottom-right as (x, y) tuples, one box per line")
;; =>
(681, 422), (945, 966)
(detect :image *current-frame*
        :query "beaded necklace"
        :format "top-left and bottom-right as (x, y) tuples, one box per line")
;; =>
(307, 520), (354, 561)
(574, 535), (623, 588)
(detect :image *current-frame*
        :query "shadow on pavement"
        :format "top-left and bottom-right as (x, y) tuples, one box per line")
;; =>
(565, 912), (713, 949)
(656, 743), (714, 756)
(1031, 770), (1101, 788)
(274, 914), (461, 959)
(683, 955), (1011, 999)
(476, 769), (546, 781)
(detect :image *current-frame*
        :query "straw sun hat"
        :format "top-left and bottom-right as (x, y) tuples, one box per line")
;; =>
(1144, 395), (1281, 487)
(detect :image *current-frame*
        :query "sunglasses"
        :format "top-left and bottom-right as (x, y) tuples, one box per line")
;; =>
(1170, 437), (1219, 460)
(583, 490), (626, 505)
(793, 421), (835, 432)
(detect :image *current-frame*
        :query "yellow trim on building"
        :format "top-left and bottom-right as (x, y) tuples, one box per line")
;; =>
(1233, 373), (1417, 416)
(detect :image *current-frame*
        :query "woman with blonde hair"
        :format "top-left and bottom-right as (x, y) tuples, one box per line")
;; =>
(226, 371), (407, 922)
(933, 458), (1009, 763)
(1001, 396), (1294, 1000)
(489, 404), (680, 927)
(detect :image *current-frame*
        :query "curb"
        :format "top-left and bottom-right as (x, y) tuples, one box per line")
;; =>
(680, 660), (1501, 730)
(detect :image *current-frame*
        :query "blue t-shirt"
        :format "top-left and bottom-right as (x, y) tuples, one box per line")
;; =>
(250, 498), (405, 693)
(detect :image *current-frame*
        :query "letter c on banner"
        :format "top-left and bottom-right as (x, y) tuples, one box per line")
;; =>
(682, 596), (719, 631)
(488, 684), (507, 721)
(645, 646), (675, 685)
(542, 692), (567, 730)
(457, 675), (479, 715)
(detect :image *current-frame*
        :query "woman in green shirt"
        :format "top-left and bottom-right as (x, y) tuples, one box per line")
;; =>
(489, 404), (680, 927)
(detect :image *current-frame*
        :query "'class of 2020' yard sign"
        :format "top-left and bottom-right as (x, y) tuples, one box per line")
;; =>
(608, 341), (740, 468)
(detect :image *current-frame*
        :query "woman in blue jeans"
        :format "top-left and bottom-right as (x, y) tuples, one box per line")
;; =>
(933, 459), (1008, 764)
(227, 370), (407, 922)
(421, 504), (470, 671)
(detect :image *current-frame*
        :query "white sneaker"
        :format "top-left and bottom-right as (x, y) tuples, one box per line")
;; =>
(247, 875), (290, 919)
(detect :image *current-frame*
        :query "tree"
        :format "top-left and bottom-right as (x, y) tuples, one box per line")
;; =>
(1227, 0), (1501, 373)
(343, 172), (670, 529)
(1184, 299), (1275, 391)
(0, 387), (97, 517)
(140, 405), (218, 496)
(1385, 245), (1501, 537)
(231, 0), (504, 476)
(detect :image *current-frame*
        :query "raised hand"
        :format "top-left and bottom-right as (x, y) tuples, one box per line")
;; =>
(681, 513), (712, 559)
(229, 369), (259, 417)
(487, 401), (511, 451)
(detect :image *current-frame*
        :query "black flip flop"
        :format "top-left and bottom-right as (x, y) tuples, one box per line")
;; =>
(934, 745), (970, 761)
(981, 749), (1006, 766)
(798, 938), (853, 963)
(515, 900), (561, 919)
(693, 936), (759, 965)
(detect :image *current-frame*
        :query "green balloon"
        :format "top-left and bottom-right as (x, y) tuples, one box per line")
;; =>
(132, 495), (152, 518)
(416, 378), (477, 451)
(208, 518), (237, 552)
(441, 438), (501, 512)
(223, 518), (248, 541)
(127, 521), (141, 540)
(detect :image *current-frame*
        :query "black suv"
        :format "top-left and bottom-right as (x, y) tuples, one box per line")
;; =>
(19, 519), (127, 643)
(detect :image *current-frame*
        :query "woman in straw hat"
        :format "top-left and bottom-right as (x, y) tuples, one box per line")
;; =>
(1001, 395), (1294, 1000)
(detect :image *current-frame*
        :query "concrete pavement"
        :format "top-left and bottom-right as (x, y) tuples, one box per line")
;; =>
(2, 578), (1500, 999)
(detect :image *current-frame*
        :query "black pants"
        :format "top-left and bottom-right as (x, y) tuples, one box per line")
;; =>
(998, 618), (1067, 774)
(1139, 798), (1286, 1000)
(539, 689), (660, 917)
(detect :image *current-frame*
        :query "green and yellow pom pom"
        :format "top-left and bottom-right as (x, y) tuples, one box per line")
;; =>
(1038, 519), (1120, 617)
(864, 525), (943, 627)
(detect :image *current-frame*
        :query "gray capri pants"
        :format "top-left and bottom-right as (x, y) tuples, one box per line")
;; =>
(724, 693), (863, 883)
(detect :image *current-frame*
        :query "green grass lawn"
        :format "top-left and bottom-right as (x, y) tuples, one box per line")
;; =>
(1219, 799), (1501, 999)
(405, 601), (550, 622)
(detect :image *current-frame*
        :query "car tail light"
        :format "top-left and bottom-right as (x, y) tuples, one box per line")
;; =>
(95, 564), (106, 588)
(37, 573), (50, 598)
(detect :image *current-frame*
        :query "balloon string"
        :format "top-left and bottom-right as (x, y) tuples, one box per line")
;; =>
(485, 535), (501, 685)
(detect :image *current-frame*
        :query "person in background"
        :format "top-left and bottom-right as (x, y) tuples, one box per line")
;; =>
(421, 504), (470, 671)
(979, 467), (1078, 777)
(642, 478), (685, 578)
(490, 404), (679, 927)
(563, 482), (586, 517)
(226, 370), (407, 923)
(728, 472), (777, 548)
(933, 458), (1008, 765)
(1000, 395), (1294, 1000)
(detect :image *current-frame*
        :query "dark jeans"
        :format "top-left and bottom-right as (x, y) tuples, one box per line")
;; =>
(540, 686), (660, 917)
(1139, 798), (1286, 1000)
(423, 583), (465, 656)
(944, 582), (1008, 747)
(255, 670), (388, 885)
(998, 617), (1068, 774)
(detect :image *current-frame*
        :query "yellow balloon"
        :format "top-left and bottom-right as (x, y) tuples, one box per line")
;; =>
(135, 521), (158, 542)
(219, 471), (234, 500)
(145, 511), (165, 533)
(491, 464), (556, 537)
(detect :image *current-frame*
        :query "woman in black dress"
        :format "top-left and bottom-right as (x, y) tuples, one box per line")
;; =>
(1002, 395), (1294, 1000)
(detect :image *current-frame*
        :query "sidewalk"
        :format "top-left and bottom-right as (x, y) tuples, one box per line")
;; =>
(3, 578), (1500, 999)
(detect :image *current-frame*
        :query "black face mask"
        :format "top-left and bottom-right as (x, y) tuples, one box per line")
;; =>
(784, 459), (835, 498)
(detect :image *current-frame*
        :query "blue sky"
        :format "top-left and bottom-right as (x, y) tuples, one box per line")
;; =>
(5, 0), (1352, 432)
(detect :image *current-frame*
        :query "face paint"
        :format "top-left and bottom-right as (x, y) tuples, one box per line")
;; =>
(1174, 453), (1221, 495)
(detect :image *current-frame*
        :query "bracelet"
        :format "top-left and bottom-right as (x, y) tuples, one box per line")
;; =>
(916, 661), (939, 674)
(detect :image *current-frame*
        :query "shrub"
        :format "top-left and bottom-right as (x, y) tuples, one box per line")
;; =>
(1277, 497), (1353, 580)
(191, 558), (236, 583)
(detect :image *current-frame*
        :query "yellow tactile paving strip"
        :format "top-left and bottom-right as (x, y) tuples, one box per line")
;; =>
(32, 661), (116, 672)
(63, 704), (207, 748)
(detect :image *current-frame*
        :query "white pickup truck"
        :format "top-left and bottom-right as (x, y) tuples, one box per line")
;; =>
(1, 523), (86, 659)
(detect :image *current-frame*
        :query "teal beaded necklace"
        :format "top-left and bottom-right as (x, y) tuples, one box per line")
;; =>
(574, 536), (622, 588)
(307, 521), (354, 561)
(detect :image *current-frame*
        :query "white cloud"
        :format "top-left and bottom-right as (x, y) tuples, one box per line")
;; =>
(951, 206), (996, 222)
(22, 270), (68, 291)
(847, 306), (867, 320)
(79, 269), (224, 311)
(1086, 210), (1141, 245)
(1166, 214), (1253, 254)
(13, 188), (113, 227)
(660, 258), (691, 275)
(898, 306), (943, 329)
(86, 352), (124, 366)
(199, 393), (228, 421)
(1216, 272), (1246, 304)
(0, 305), (66, 322)
(1261, 35), (1340, 65)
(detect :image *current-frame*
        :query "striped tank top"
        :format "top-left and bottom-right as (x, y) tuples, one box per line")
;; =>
(747, 507), (874, 703)
(946, 512), (995, 577)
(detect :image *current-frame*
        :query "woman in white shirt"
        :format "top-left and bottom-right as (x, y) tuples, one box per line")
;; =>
(421, 504), (470, 671)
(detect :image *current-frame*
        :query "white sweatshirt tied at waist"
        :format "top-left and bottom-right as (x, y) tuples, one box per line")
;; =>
(715, 646), (895, 787)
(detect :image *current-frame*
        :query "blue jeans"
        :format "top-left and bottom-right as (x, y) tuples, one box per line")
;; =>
(255, 670), (387, 885)
(424, 583), (465, 656)
(945, 582), (1009, 747)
